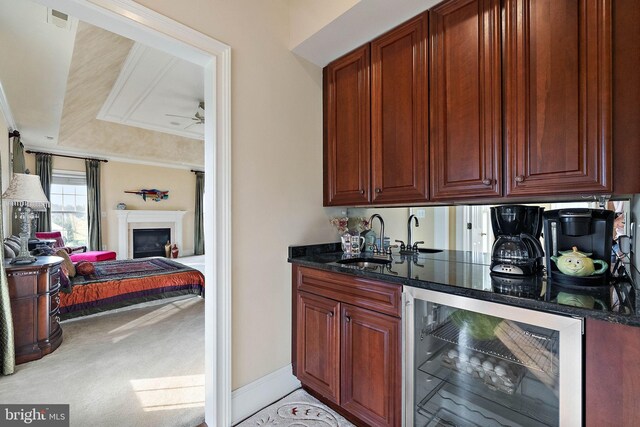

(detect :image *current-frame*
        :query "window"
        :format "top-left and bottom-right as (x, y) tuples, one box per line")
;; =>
(50, 171), (88, 247)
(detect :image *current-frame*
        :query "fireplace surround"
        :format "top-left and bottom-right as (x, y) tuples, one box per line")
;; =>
(116, 210), (186, 259)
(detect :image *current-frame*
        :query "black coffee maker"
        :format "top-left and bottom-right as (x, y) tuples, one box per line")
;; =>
(543, 209), (614, 286)
(490, 205), (545, 275)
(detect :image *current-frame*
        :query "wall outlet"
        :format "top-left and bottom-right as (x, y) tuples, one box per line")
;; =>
(414, 208), (426, 219)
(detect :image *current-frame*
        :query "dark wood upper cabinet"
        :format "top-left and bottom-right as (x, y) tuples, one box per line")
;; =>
(323, 45), (371, 206)
(429, 0), (502, 200)
(612, 0), (640, 194)
(341, 304), (400, 427)
(371, 13), (429, 203)
(504, 0), (612, 196)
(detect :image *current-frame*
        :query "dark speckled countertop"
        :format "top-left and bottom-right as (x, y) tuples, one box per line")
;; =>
(288, 242), (640, 327)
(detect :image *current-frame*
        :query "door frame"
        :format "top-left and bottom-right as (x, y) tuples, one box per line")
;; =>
(32, 0), (232, 425)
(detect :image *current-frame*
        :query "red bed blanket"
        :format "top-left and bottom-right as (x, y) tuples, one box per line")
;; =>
(59, 257), (205, 319)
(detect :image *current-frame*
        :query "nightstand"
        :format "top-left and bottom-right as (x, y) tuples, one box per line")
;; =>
(5, 256), (64, 364)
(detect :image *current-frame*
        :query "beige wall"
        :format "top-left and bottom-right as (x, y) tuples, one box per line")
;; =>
(25, 154), (198, 255)
(132, 0), (335, 389)
(287, 0), (360, 48)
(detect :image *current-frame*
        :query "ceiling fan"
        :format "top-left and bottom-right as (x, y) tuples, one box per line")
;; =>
(165, 101), (204, 129)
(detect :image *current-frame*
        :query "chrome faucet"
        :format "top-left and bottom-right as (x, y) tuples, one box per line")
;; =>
(408, 214), (419, 249)
(369, 214), (385, 254)
(397, 214), (424, 253)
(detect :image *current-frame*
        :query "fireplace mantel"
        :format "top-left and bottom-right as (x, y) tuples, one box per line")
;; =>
(115, 210), (186, 259)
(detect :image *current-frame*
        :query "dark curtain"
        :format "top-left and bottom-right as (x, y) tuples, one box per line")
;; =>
(85, 159), (102, 251)
(10, 136), (25, 236)
(35, 153), (52, 232)
(194, 171), (204, 255)
(1, 148), (15, 375)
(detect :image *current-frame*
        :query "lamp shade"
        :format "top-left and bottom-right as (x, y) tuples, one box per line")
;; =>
(2, 173), (50, 211)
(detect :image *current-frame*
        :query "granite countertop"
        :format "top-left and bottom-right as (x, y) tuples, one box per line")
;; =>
(288, 243), (640, 327)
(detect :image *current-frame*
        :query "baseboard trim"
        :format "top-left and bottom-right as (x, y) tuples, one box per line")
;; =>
(231, 364), (301, 425)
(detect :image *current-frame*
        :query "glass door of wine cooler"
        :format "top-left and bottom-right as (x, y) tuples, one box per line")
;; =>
(404, 287), (582, 427)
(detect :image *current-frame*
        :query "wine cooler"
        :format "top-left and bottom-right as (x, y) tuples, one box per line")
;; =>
(404, 287), (583, 427)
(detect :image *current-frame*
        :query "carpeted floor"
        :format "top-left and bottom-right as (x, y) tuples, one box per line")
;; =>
(236, 389), (355, 427)
(0, 295), (205, 427)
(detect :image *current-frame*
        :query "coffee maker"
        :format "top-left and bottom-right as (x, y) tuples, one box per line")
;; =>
(490, 205), (545, 275)
(543, 209), (614, 286)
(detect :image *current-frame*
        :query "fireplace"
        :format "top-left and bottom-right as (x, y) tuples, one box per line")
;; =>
(132, 228), (171, 258)
(116, 210), (186, 259)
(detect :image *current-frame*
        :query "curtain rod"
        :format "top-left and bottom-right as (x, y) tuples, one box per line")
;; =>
(191, 169), (204, 174)
(8, 130), (19, 138)
(25, 150), (108, 163)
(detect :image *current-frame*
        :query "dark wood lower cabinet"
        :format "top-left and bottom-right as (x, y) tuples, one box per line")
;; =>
(296, 291), (340, 404)
(293, 266), (402, 426)
(585, 318), (640, 427)
(5, 256), (64, 364)
(341, 304), (400, 427)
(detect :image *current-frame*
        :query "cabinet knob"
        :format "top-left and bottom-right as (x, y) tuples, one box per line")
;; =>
(515, 175), (525, 183)
(54, 315), (60, 324)
(360, 190), (365, 195)
(55, 296), (60, 304)
(375, 188), (382, 193)
(482, 179), (492, 186)
(328, 311), (334, 317)
(345, 315), (351, 322)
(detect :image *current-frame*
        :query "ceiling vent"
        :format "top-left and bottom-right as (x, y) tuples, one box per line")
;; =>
(47, 8), (71, 30)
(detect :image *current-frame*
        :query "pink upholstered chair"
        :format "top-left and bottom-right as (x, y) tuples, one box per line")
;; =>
(35, 231), (117, 263)
(35, 231), (87, 254)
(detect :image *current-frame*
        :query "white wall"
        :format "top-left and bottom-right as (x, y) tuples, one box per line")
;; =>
(132, 0), (335, 389)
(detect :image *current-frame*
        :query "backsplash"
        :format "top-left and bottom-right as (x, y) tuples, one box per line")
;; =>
(339, 198), (637, 267)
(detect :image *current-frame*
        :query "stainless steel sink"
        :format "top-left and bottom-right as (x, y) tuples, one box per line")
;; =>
(336, 257), (392, 268)
(417, 248), (443, 254)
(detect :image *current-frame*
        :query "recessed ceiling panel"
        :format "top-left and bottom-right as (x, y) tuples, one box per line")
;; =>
(98, 43), (204, 140)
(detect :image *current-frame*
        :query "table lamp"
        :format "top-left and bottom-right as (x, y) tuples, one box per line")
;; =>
(2, 173), (50, 264)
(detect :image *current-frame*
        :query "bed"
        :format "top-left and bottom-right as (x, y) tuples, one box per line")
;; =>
(59, 257), (205, 319)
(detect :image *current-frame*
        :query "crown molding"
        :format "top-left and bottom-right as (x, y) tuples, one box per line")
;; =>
(0, 80), (17, 131)
(22, 144), (203, 170)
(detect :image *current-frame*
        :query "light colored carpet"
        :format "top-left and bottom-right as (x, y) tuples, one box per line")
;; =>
(0, 295), (205, 427)
(236, 389), (355, 427)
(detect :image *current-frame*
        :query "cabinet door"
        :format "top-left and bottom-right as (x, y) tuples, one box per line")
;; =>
(585, 318), (640, 427)
(341, 304), (401, 427)
(504, 0), (612, 196)
(296, 291), (341, 404)
(324, 45), (371, 206)
(430, 0), (502, 200)
(371, 13), (429, 203)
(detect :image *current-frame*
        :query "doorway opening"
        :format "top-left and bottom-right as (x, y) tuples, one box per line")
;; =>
(28, 1), (231, 424)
